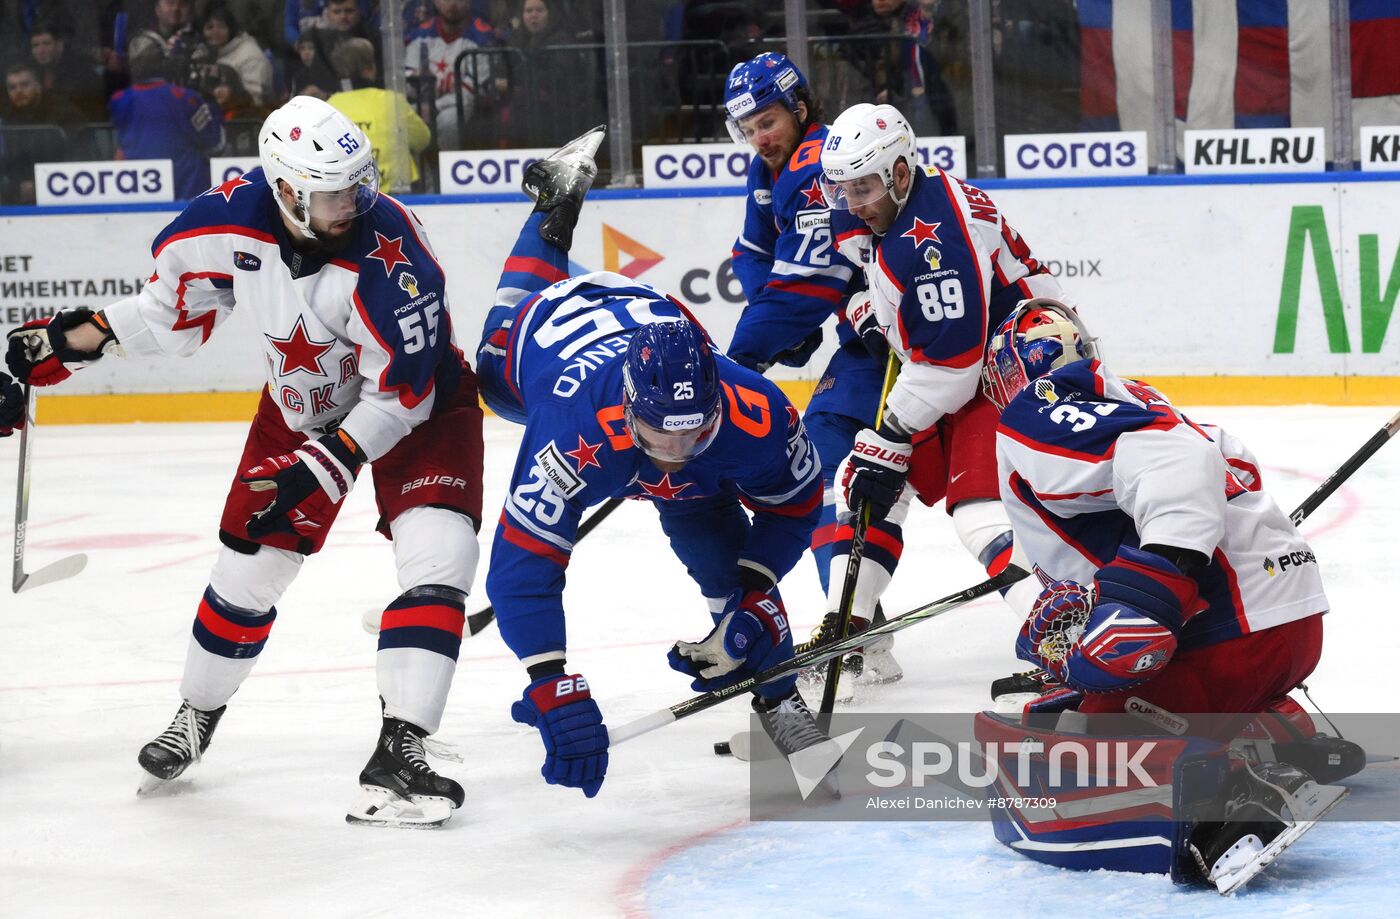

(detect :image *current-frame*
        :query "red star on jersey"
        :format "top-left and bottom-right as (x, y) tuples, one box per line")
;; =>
(266, 315), (334, 376)
(636, 473), (693, 501)
(799, 179), (826, 209)
(367, 232), (411, 277)
(564, 435), (602, 472)
(207, 173), (252, 202)
(901, 217), (942, 247)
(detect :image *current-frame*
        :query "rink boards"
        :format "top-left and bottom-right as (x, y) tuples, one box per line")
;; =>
(1, 172), (1398, 421)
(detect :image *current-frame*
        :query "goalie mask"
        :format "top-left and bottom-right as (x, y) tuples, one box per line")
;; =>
(622, 320), (722, 465)
(982, 298), (1098, 411)
(259, 95), (379, 240)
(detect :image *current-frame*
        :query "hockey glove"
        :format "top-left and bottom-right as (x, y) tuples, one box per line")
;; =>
(1015, 579), (1093, 681)
(838, 427), (912, 521)
(845, 291), (888, 362)
(1042, 547), (1203, 694)
(6, 308), (119, 386)
(770, 327), (824, 370)
(668, 588), (796, 696)
(510, 673), (608, 798)
(241, 429), (365, 539)
(0, 373), (24, 437)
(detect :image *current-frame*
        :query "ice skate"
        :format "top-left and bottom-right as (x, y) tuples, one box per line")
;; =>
(753, 688), (842, 797)
(346, 718), (465, 828)
(796, 606), (902, 702)
(1189, 761), (1348, 896)
(522, 125), (605, 250)
(137, 701), (225, 793)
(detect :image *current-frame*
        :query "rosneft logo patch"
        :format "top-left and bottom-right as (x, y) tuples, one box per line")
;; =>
(1263, 557), (1276, 576)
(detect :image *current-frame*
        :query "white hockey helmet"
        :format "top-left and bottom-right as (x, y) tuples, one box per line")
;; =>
(258, 95), (379, 238)
(819, 102), (917, 212)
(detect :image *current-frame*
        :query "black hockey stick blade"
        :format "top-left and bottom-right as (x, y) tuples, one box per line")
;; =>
(12, 385), (87, 594)
(1289, 406), (1400, 526)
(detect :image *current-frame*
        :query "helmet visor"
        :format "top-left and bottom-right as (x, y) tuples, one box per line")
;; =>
(307, 169), (379, 224)
(625, 405), (721, 464)
(819, 173), (891, 211)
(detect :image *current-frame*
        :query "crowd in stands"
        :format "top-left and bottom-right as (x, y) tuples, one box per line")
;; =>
(0, 1), (977, 203)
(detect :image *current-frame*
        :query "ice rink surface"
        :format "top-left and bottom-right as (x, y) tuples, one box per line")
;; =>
(2, 405), (1398, 918)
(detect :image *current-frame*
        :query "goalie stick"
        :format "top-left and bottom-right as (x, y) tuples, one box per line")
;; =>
(608, 564), (1027, 746)
(361, 497), (626, 636)
(12, 386), (87, 593)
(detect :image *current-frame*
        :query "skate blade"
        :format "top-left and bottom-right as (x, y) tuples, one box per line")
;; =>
(346, 784), (456, 829)
(523, 126), (605, 202)
(853, 651), (904, 686)
(545, 125), (605, 166)
(136, 770), (194, 797)
(798, 668), (855, 705)
(1213, 784), (1349, 895)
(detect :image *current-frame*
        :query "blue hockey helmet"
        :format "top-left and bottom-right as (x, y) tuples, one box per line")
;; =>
(982, 298), (1098, 411)
(723, 51), (808, 144)
(622, 320), (722, 464)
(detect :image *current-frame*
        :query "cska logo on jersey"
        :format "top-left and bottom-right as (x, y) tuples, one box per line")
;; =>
(397, 272), (420, 298)
(367, 232), (412, 276)
(901, 218), (942, 248)
(266, 315), (335, 376)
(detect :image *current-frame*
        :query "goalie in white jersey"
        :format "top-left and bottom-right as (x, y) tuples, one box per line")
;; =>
(6, 96), (484, 827)
(977, 298), (1347, 894)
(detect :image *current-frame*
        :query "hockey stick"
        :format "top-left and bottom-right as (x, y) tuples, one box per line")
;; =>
(361, 497), (626, 636)
(820, 351), (901, 712)
(12, 386), (88, 593)
(608, 564), (1027, 746)
(1288, 406), (1400, 526)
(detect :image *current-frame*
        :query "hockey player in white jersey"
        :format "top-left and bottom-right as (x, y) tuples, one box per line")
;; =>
(978, 297), (1344, 894)
(5, 96), (484, 827)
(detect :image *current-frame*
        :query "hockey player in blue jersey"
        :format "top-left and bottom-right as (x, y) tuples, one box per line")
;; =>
(6, 96), (483, 827)
(722, 52), (902, 688)
(477, 128), (830, 798)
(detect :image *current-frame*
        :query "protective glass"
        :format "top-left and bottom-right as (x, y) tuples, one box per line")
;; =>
(307, 170), (380, 223)
(819, 173), (891, 211)
(625, 406), (722, 465)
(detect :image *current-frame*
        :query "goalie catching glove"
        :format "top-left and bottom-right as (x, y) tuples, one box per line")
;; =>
(668, 587), (796, 697)
(241, 428), (365, 539)
(6, 308), (119, 386)
(1017, 545), (1204, 693)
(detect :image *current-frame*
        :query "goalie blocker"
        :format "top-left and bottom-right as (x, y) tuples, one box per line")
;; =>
(973, 711), (1348, 895)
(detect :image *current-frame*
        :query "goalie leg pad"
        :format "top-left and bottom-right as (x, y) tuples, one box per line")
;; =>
(974, 711), (1230, 882)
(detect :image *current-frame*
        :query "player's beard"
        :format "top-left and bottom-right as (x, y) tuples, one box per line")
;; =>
(303, 217), (357, 253)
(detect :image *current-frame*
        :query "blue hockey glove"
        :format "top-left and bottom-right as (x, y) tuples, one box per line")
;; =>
(511, 673), (608, 798)
(241, 429), (364, 539)
(668, 589), (795, 697)
(839, 427), (912, 520)
(771, 327), (824, 369)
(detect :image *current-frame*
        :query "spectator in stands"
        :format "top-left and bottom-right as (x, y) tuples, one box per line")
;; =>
(406, 0), (498, 148)
(28, 19), (106, 121)
(903, 0), (958, 134)
(327, 37), (431, 191)
(287, 34), (330, 99)
(284, 0), (381, 47)
(109, 42), (223, 200)
(300, 0), (384, 99)
(196, 3), (273, 107)
(211, 64), (263, 121)
(499, 0), (594, 146)
(0, 61), (81, 204)
(127, 0), (197, 72)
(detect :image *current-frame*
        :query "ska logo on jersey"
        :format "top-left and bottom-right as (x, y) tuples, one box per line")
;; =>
(234, 251), (262, 271)
(266, 315), (335, 376)
(367, 232), (411, 276)
(398, 272), (420, 297)
(564, 435), (602, 472)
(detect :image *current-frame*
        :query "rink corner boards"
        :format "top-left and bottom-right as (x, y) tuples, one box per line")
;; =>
(29, 376), (1400, 424)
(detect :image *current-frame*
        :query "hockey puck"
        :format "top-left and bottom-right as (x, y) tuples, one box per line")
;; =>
(714, 741), (732, 756)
